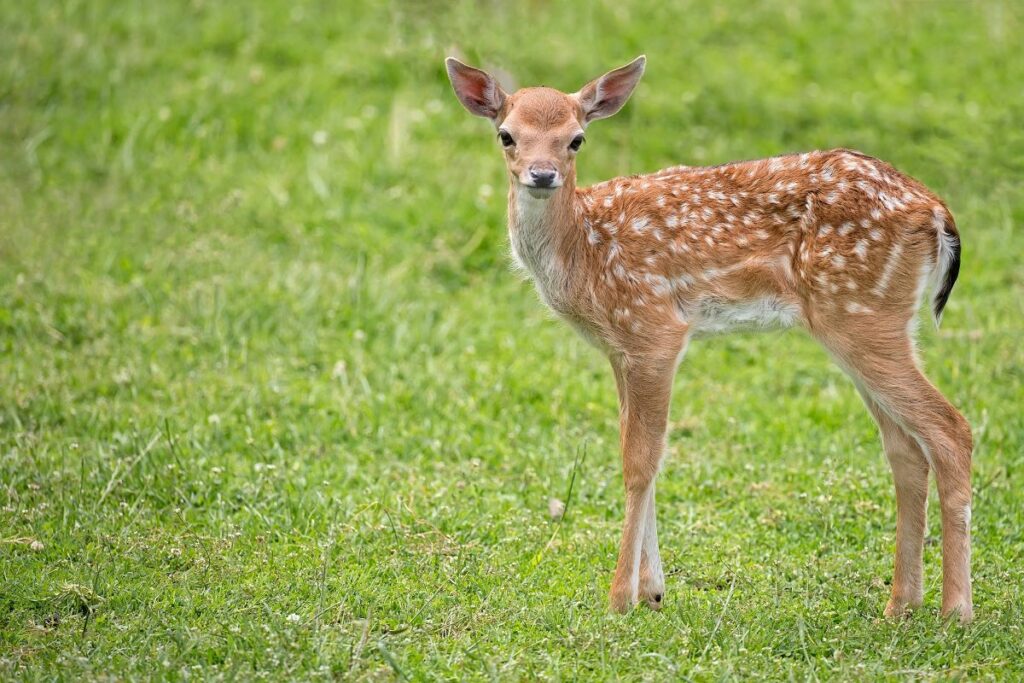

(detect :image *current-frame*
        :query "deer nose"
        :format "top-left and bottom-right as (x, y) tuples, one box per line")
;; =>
(528, 167), (557, 188)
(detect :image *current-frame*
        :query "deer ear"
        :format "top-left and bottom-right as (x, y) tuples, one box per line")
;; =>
(575, 56), (646, 123)
(445, 58), (507, 120)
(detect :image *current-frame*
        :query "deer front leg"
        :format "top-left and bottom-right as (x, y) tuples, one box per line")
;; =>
(638, 482), (665, 609)
(608, 353), (677, 613)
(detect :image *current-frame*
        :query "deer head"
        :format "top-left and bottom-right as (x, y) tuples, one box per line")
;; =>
(445, 56), (646, 197)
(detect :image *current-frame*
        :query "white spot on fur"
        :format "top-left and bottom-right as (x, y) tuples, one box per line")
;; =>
(855, 180), (877, 197)
(671, 274), (694, 290)
(853, 240), (869, 260)
(845, 301), (873, 314)
(643, 273), (672, 296)
(606, 240), (622, 264)
(838, 221), (855, 236)
(871, 242), (903, 295)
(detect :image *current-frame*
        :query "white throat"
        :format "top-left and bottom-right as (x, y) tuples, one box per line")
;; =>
(509, 186), (568, 309)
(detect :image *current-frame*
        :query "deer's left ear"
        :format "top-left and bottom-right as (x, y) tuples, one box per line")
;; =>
(574, 56), (646, 123)
(445, 58), (507, 120)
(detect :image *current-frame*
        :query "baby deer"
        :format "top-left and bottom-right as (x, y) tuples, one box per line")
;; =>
(446, 56), (972, 622)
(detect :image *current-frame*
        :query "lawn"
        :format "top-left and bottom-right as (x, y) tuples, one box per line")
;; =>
(1, 1), (1022, 679)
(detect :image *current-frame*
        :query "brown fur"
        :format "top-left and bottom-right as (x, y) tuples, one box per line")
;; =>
(446, 57), (973, 622)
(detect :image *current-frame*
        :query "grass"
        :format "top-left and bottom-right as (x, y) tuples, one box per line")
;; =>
(1, 0), (1022, 679)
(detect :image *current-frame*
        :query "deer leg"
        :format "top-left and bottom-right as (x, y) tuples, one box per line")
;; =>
(857, 387), (929, 616)
(824, 329), (973, 622)
(638, 482), (665, 609)
(608, 353), (677, 613)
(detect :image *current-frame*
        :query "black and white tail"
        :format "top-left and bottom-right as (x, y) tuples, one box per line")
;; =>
(932, 212), (962, 326)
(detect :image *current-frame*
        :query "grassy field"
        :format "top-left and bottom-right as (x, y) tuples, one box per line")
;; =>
(2, 1), (1023, 679)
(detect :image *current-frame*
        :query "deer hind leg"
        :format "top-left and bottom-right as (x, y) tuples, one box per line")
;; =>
(608, 351), (678, 613)
(819, 324), (973, 622)
(856, 388), (929, 616)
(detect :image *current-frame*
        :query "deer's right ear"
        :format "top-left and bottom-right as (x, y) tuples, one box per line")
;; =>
(445, 58), (507, 120)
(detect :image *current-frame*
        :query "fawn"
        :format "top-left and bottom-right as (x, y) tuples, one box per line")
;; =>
(445, 56), (972, 622)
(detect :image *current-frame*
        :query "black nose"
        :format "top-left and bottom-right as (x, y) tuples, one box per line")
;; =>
(529, 169), (557, 188)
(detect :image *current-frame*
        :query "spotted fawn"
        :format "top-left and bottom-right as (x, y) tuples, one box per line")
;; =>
(446, 56), (972, 622)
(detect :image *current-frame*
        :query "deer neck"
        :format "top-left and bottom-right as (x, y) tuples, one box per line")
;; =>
(507, 173), (583, 310)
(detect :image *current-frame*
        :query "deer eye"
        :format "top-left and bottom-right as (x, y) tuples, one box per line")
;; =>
(569, 134), (585, 152)
(498, 130), (515, 147)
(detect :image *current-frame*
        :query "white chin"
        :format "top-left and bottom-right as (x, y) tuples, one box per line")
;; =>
(525, 186), (558, 199)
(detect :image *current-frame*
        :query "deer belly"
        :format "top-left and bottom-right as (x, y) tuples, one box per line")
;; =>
(688, 296), (801, 336)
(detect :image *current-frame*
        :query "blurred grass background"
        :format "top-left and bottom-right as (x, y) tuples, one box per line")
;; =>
(1, 1), (1022, 679)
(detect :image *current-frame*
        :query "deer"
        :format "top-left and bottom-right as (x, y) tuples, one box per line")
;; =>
(445, 55), (972, 623)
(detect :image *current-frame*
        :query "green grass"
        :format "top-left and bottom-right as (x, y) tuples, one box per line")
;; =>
(2, 1), (1023, 679)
